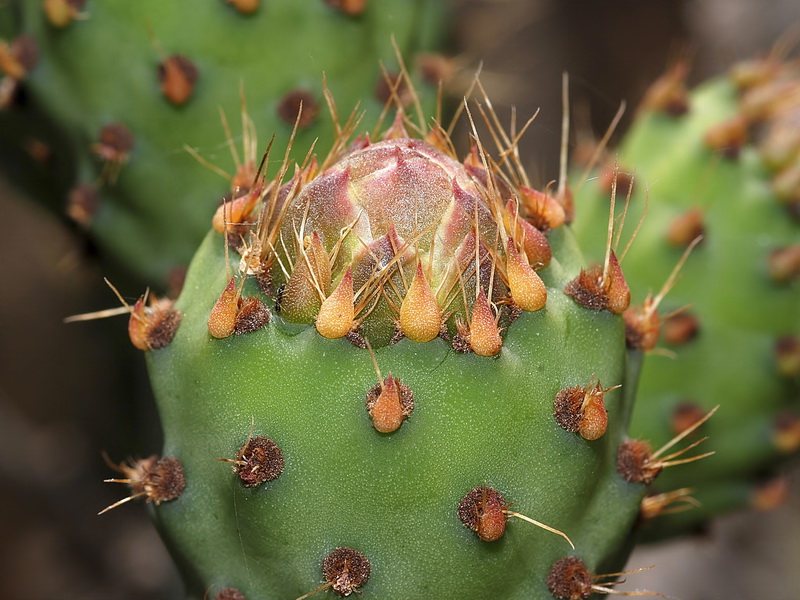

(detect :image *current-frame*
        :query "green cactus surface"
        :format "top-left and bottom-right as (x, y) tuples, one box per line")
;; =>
(6, 0), (445, 287)
(103, 94), (682, 598)
(572, 56), (800, 539)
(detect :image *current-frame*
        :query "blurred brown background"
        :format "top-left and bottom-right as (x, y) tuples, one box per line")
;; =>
(1, 1), (798, 598)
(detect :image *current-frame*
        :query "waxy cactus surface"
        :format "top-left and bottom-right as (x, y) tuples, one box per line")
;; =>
(573, 54), (800, 538)
(108, 91), (687, 598)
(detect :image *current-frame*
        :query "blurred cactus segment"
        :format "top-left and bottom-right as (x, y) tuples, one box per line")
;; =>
(8, 0), (448, 286)
(572, 49), (800, 538)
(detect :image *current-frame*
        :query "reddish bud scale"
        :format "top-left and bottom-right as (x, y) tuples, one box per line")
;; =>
(315, 269), (355, 339)
(505, 239), (547, 312)
(469, 289), (503, 356)
(399, 262), (441, 343)
(518, 185), (566, 231)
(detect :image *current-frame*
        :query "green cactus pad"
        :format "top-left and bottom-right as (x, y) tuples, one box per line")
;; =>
(114, 101), (661, 597)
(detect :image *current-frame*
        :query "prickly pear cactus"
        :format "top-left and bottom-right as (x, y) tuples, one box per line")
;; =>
(572, 54), (800, 538)
(102, 88), (702, 599)
(5, 0), (445, 286)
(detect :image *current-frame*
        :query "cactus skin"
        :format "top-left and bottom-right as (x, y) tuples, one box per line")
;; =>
(572, 57), (800, 539)
(122, 97), (663, 598)
(10, 0), (445, 287)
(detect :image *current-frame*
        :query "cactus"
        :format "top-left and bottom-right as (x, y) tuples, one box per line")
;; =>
(572, 52), (800, 539)
(4, 0), (446, 287)
(92, 75), (719, 598)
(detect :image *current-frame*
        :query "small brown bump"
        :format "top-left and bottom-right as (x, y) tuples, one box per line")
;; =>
(751, 476), (790, 511)
(617, 439), (661, 484)
(416, 52), (456, 86)
(547, 556), (593, 600)
(43, 0), (87, 28)
(100, 455), (185, 515)
(457, 486), (508, 542)
(518, 185), (566, 231)
(0, 35), (38, 80)
(662, 311), (700, 346)
(214, 588), (247, 600)
(146, 307), (183, 350)
(767, 245), (800, 283)
(564, 251), (630, 314)
(375, 71), (411, 107)
(223, 0), (259, 15)
(345, 327), (368, 349)
(158, 54), (198, 106)
(366, 375), (414, 433)
(554, 383), (610, 441)
(623, 302), (661, 351)
(775, 335), (800, 377)
(323, 0), (367, 17)
(670, 402), (706, 436)
(277, 89), (319, 129)
(129, 296), (182, 351)
(228, 436), (284, 487)
(322, 547), (371, 596)
(639, 62), (690, 116)
(666, 208), (705, 248)
(704, 114), (749, 158)
(234, 297), (270, 335)
(598, 165), (634, 198)
(66, 183), (100, 228)
(92, 122), (134, 173)
(773, 412), (800, 454)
